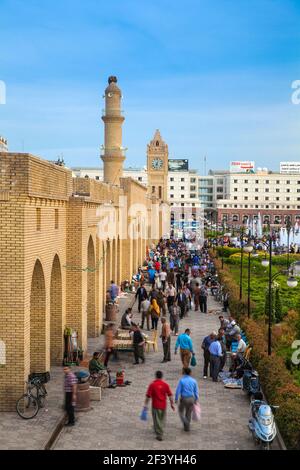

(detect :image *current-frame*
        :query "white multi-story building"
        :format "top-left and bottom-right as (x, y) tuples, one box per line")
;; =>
(217, 169), (300, 226)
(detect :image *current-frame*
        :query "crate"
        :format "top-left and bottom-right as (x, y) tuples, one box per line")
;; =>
(89, 386), (102, 401)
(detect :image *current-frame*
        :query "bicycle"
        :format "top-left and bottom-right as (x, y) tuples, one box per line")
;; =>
(16, 372), (49, 419)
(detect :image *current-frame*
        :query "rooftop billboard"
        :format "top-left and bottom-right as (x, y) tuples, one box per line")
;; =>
(230, 161), (255, 173)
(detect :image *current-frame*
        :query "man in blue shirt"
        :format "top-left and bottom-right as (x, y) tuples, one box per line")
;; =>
(201, 331), (217, 379)
(209, 338), (222, 382)
(175, 329), (195, 369)
(175, 368), (199, 432)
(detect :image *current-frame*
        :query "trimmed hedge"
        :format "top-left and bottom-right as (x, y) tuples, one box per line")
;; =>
(212, 251), (300, 449)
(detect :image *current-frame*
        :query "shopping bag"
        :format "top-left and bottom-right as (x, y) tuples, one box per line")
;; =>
(190, 355), (197, 367)
(140, 406), (148, 421)
(192, 403), (201, 421)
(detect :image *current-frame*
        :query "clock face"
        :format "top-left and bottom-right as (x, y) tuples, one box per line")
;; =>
(151, 158), (163, 170)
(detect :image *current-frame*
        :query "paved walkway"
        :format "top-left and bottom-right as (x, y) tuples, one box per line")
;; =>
(54, 293), (257, 451)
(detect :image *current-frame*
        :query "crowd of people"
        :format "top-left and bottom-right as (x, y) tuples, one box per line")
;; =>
(64, 238), (246, 439)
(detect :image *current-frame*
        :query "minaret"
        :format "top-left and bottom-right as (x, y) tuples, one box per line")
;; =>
(101, 76), (126, 185)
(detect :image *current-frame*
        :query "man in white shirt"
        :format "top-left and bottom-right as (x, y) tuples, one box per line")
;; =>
(141, 298), (151, 331)
(236, 334), (247, 354)
(159, 270), (167, 291)
(166, 283), (176, 311)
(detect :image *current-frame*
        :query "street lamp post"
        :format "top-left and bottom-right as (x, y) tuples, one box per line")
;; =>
(286, 216), (292, 270)
(239, 225), (244, 300)
(261, 237), (299, 355)
(243, 241), (254, 318)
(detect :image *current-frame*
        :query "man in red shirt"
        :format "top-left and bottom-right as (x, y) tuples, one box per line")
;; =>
(144, 370), (175, 441)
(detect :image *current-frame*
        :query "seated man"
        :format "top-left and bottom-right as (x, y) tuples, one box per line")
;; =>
(225, 319), (241, 349)
(230, 334), (247, 371)
(121, 308), (134, 330)
(89, 352), (111, 387)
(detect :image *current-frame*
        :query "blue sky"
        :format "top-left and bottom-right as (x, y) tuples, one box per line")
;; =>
(0, 0), (300, 172)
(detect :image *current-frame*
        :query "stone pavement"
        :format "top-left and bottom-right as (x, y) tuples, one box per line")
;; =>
(0, 292), (134, 450)
(54, 293), (258, 451)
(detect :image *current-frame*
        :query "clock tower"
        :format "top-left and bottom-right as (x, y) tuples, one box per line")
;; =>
(147, 129), (168, 201)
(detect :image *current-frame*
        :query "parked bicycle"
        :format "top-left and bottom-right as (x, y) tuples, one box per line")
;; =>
(16, 372), (50, 419)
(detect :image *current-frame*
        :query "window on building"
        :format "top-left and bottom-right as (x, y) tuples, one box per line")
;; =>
(170, 194), (174, 198)
(233, 214), (239, 221)
(190, 194), (196, 198)
(181, 178), (185, 182)
(217, 178), (223, 184)
(266, 205), (269, 208)
(234, 188), (238, 192)
(276, 197), (280, 201)
(234, 179), (238, 183)
(181, 186), (185, 190)
(138, 177), (142, 181)
(276, 180), (280, 184)
(255, 180), (259, 184)
(234, 196), (237, 200)
(255, 205), (259, 208)
(96, 176), (100, 180)
(245, 205), (248, 208)
(36, 208), (41, 231)
(181, 203), (184, 206)
(170, 186), (174, 190)
(276, 189), (280, 192)
(190, 178), (196, 183)
(152, 186), (155, 193)
(244, 180), (248, 183)
(245, 188), (248, 192)
(55, 209), (59, 230)
(190, 185), (196, 191)
(255, 196), (258, 200)
(286, 197), (290, 201)
(217, 195), (223, 199)
(234, 205), (237, 208)
(158, 186), (162, 198)
(287, 180), (290, 184)
(170, 177), (174, 182)
(265, 180), (269, 184)
(244, 196), (248, 200)
(181, 195), (184, 198)
(255, 188), (259, 192)
(287, 189), (290, 193)
(265, 197), (269, 201)
(265, 188), (269, 192)
(217, 187), (223, 193)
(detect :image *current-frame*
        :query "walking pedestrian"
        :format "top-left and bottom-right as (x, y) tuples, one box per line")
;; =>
(135, 282), (148, 313)
(175, 286), (188, 319)
(199, 284), (208, 313)
(63, 366), (77, 426)
(104, 323), (115, 366)
(169, 303), (179, 336)
(175, 329), (195, 369)
(201, 331), (217, 379)
(150, 297), (160, 330)
(141, 297), (151, 330)
(144, 371), (175, 441)
(160, 317), (171, 362)
(165, 282), (176, 310)
(131, 325), (145, 365)
(175, 368), (199, 432)
(193, 282), (201, 311)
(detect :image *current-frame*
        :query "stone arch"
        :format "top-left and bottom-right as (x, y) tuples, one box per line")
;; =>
(87, 236), (96, 337)
(50, 254), (63, 365)
(30, 259), (47, 372)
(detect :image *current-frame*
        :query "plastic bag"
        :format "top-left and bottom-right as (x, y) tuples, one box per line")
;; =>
(140, 406), (148, 421)
(190, 355), (197, 367)
(192, 402), (201, 421)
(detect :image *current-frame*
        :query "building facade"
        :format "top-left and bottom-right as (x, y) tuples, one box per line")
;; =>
(0, 76), (166, 411)
(217, 169), (300, 226)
